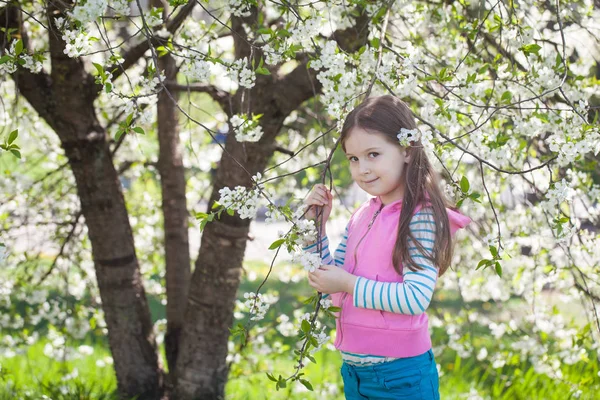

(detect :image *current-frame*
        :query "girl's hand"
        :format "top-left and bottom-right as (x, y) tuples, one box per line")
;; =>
(307, 265), (357, 295)
(303, 184), (333, 223)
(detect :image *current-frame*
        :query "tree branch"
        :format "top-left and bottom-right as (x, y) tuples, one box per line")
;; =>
(164, 81), (231, 115)
(106, 0), (196, 85)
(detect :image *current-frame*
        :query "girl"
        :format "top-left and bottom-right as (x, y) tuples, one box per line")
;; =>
(303, 95), (471, 399)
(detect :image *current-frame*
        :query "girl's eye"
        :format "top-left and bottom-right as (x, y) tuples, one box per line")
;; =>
(369, 152), (379, 158)
(348, 156), (358, 162)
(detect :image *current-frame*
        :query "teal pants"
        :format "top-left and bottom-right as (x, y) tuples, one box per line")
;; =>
(340, 349), (440, 399)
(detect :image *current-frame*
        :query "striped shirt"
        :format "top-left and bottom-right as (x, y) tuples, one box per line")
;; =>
(303, 208), (438, 366)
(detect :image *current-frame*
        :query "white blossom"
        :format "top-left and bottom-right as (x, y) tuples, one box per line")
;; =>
(397, 127), (421, 147)
(229, 114), (264, 142)
(228, 58), (255, 89)
(218, 185), (260, 219)
(181, 57), (211, 82)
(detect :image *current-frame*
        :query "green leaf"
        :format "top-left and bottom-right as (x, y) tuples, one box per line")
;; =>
(226, 208), (235, 216)
(301, 319), (311, 334)
(10, 149), (20, 159)
(495, 261), (503, 277)
(256, 67), (270, 75)
(327, 306), (341, 312)
(489, 245), (498, 258)
(195, 212), (208, 220)
(476, 259), (490, 270)
(269, 238), (285, 250)
(370, 38), (380, 48)
(306, 354), (317, 364)
(266, 372), (278, 382)
(299, 379), (314, 391)
(92, 62), (104, 75)
(0, 55), (12, 65)
(15, 40), (23, 56)
(115, 129), (126, 142)
(520, 43), (541, 56)
(132, 127), (145, 135)
(8, 129), (18, 145)
(257, 27), (272, 35)
(501, 91), (512, 103)
(199, 219), (208, 231)
(460, 176), (470, 193)
(277, 376), (287, 389)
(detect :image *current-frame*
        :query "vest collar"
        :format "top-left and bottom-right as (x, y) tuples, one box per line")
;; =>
(369, 196), (403, 213)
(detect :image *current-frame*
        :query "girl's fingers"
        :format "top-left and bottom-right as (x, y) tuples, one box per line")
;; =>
(309, 196), (327, 206)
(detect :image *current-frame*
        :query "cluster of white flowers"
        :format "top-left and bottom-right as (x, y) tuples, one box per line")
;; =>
(155, 27), (171, 39)
(543, 180), (575, 211)
(292, 219), (317, 247)
(262, 44), (283, 65)
(319, 297), (333, 310)
(548, 125), (600, 166)
(264, 206), (286, 223)
(229, 114), (264, 142)
(228, 57), (255, 88)
(69, 0), (107, 24)
(397, 127), (421, 147)
(0, 40), (18, 75)
(22, 54), (43, 73)
(0, 39), (43, 75)
(62, 28), (94, 58)
(218, 183), (260, 220)
(290, 17), (324, 48)
(291, 251), (321, 272)
(309, 41), (355, 119)
(109, 0), (131, 16)
(144, 8), (163, 29)
(243, 292), (276, 321)
(276, 314), (295, 337)
(138, 71), (166, 95)
(181, 57), (211, 82)
(227, 0), (252, 17)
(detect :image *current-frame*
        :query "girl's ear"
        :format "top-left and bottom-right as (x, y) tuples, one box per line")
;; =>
(404, 149), (411, 163)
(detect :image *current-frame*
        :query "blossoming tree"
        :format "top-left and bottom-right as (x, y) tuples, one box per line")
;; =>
(0, 0), (598, 399)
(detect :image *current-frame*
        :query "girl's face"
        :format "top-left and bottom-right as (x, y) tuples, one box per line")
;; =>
(344, 127), (410, 205)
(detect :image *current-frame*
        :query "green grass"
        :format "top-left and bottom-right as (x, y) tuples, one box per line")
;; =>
(1, 260), (599, 399)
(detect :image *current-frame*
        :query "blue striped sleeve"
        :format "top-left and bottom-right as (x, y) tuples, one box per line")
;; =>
(352, 209), (439, 315)
(333, 225), (349, 268)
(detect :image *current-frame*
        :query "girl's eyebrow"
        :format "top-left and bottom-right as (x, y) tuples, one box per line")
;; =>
(345, 147), (381, 156)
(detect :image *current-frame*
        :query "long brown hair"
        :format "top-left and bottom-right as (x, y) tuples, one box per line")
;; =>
(340, 95), (456, 276)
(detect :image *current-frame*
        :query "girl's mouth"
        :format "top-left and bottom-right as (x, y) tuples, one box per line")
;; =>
(364, 178), (379, 184)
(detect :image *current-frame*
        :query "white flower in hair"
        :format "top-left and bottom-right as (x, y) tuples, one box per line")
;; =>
(397, 127), (421, 147)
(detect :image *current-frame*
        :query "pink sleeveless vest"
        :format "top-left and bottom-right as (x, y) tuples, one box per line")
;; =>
(330, 196), (471, 357)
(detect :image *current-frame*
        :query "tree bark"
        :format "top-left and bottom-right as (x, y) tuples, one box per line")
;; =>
(174, 7), (369, 398)
(156, 51), (191, 373)
(1, 5), (162, 398)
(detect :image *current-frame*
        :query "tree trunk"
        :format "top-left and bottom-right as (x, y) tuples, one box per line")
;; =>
(174, 7), (369, 398)
(1, 5), (162, 398)
(156, 51), (191, 373)
(63, 135), (162, 399)
(174, 127), (277, 398)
